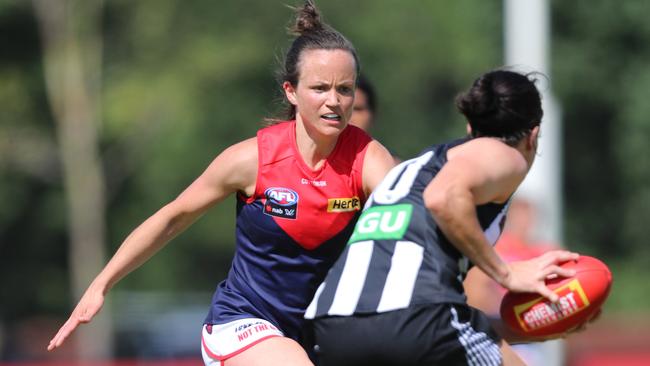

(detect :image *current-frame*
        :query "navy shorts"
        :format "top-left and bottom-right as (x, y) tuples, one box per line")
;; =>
(311, 303), (503, 366)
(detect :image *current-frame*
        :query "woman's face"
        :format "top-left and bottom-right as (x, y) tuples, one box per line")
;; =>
(284, 49), (357, 137)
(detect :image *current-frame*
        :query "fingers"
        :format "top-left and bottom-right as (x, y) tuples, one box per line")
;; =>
(542, 264), (576, 279)
(506, 252), (581, 300)
(47, 317), (80, 351)
(541, 250), (579, 266)
(47, 288), (105, 351)
(536, 283), (559, 303)
(47, 305), (98, 351)
(536, 258), (580, 302)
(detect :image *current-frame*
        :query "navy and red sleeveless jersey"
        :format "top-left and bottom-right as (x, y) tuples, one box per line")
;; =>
(204, 121), (372, 342)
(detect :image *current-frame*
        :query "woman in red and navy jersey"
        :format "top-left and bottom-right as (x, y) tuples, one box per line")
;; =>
(46, 2), (395, 365)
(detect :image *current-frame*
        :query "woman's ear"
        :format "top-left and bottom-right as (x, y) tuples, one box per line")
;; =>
(528, 125), (541, 151)
(283, 81), (298, 106)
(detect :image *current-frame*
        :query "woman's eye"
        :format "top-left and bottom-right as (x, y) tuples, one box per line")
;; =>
(338, 86), (353, 95)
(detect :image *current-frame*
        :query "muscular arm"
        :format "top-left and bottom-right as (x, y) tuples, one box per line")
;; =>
(48, 137), (258, 351)
(423, 138), (577, 300)
(362, 140), (397, 196)
(95, 138), (257, 291)
(423, 138), (526, 286)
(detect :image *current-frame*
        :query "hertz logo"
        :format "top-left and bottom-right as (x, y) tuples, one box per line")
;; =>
(327, 197), (361, 212)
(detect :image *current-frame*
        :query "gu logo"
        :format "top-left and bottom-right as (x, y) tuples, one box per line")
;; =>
(264, 187), (299, 219)
(348, 204), (413, 243)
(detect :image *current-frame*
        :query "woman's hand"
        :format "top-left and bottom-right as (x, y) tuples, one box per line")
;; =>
(47, 284), (106, 351)
(501, 250), (579, 302)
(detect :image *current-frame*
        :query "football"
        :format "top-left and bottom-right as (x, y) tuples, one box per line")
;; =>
(499, 255), (613, 338)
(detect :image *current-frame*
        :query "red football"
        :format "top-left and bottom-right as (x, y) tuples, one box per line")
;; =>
(499, 255), (613, 338)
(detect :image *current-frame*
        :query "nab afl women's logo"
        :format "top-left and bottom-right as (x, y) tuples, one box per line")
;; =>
(263, 187), (298, 219)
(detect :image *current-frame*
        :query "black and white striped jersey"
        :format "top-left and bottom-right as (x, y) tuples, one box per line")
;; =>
(305, 138), (510, 319)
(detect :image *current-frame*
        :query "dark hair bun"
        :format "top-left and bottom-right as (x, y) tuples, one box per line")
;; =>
(456, 70), (543, 140)
(290, 0), (324, 35)
(456, 73), (499, 122)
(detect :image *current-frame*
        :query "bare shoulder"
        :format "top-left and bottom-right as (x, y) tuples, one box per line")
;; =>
(450, 137), (527, 174)
(362, 140), (397, 195)
(222, 137), (258, 164)
(440, 137), (529, 204)
(205, 137), (258, 194)
(366, 139), (393, 161)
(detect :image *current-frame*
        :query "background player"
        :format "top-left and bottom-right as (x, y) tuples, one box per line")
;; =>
(350, 74), (401, 163)
(349, 74), (377, 132)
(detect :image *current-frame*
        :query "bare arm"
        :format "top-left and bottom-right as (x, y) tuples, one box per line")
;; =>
(48, 137), (258, 351)
(362, 140), (397, 196)
(423, 139), (577, 300)
(424, 139), (525, 284)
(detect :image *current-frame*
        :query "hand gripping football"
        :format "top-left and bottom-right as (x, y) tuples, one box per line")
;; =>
(499, 255), (612, 338)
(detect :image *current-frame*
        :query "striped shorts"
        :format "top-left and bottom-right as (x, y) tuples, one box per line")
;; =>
(311, 303), (503, 366)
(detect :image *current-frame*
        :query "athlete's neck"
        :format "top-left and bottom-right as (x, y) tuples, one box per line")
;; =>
(294, 119), (339, 170)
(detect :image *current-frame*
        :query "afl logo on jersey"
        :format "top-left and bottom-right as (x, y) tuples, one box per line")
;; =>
(263, 187), (298, 219)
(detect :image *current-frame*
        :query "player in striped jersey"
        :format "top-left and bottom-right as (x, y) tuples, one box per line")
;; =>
(305, 69), (579, 366)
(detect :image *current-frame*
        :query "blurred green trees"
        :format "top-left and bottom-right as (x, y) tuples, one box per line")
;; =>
(553, 1), (650, 264)
(1, 0), (650, 342)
